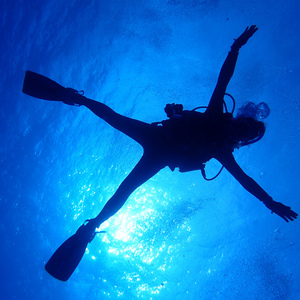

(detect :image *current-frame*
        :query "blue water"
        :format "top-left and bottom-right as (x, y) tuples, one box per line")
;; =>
(1, 0), (300, 299)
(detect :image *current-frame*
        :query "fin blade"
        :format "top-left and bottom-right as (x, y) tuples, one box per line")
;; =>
(45, 232), (89, 281)
(22, 70), (66, 101)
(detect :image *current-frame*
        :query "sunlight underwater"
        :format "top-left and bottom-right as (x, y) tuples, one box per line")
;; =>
(1, 0), (300, 299)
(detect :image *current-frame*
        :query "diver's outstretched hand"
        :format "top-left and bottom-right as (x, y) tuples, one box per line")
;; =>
(264, 200), (298, 222)
(232, 25), (258, 51)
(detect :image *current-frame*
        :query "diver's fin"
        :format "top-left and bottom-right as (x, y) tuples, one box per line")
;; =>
(22, 70), (66, 101)
(45, 232), (87, 281)
(45, 221), (98, 281)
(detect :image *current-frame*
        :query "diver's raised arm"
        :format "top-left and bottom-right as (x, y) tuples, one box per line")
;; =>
(215, 151), (298, 222)
(205, 25), (258, 117)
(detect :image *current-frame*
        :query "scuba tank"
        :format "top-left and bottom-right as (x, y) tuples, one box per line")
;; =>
(159, 94), (236, 180)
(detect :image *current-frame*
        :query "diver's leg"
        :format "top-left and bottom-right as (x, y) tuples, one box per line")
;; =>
(60, 89), (156, 145)
(91, 154), (165, 228)
(78, 96), (154, 145)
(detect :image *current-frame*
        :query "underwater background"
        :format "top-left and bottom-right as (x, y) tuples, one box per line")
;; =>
(1, 0), (300, 299)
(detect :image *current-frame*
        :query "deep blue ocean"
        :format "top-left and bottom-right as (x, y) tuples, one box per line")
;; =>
(1, 0), (300, 299)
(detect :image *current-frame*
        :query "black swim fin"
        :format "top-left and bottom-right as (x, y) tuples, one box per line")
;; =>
(45, 221), (101, 281)
(22, 70), (66, 101)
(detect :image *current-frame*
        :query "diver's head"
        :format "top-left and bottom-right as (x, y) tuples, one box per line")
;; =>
(230, 117), (266, 148)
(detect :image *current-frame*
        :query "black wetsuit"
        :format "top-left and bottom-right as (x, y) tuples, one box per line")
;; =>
(78, 36), (297, 226)
(81, 49), (270, 225)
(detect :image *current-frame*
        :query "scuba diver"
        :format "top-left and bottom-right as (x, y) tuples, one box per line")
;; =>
(23, 25), (297, 281)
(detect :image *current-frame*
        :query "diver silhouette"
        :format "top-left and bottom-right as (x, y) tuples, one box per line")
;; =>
(60, 26), (297, 229)
(67, 26), (297, 235)
(23, 26), (298, 280)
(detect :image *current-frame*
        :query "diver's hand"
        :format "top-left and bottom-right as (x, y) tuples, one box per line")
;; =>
(231, 25), (258, 51)
(264, 200), (298, 222)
